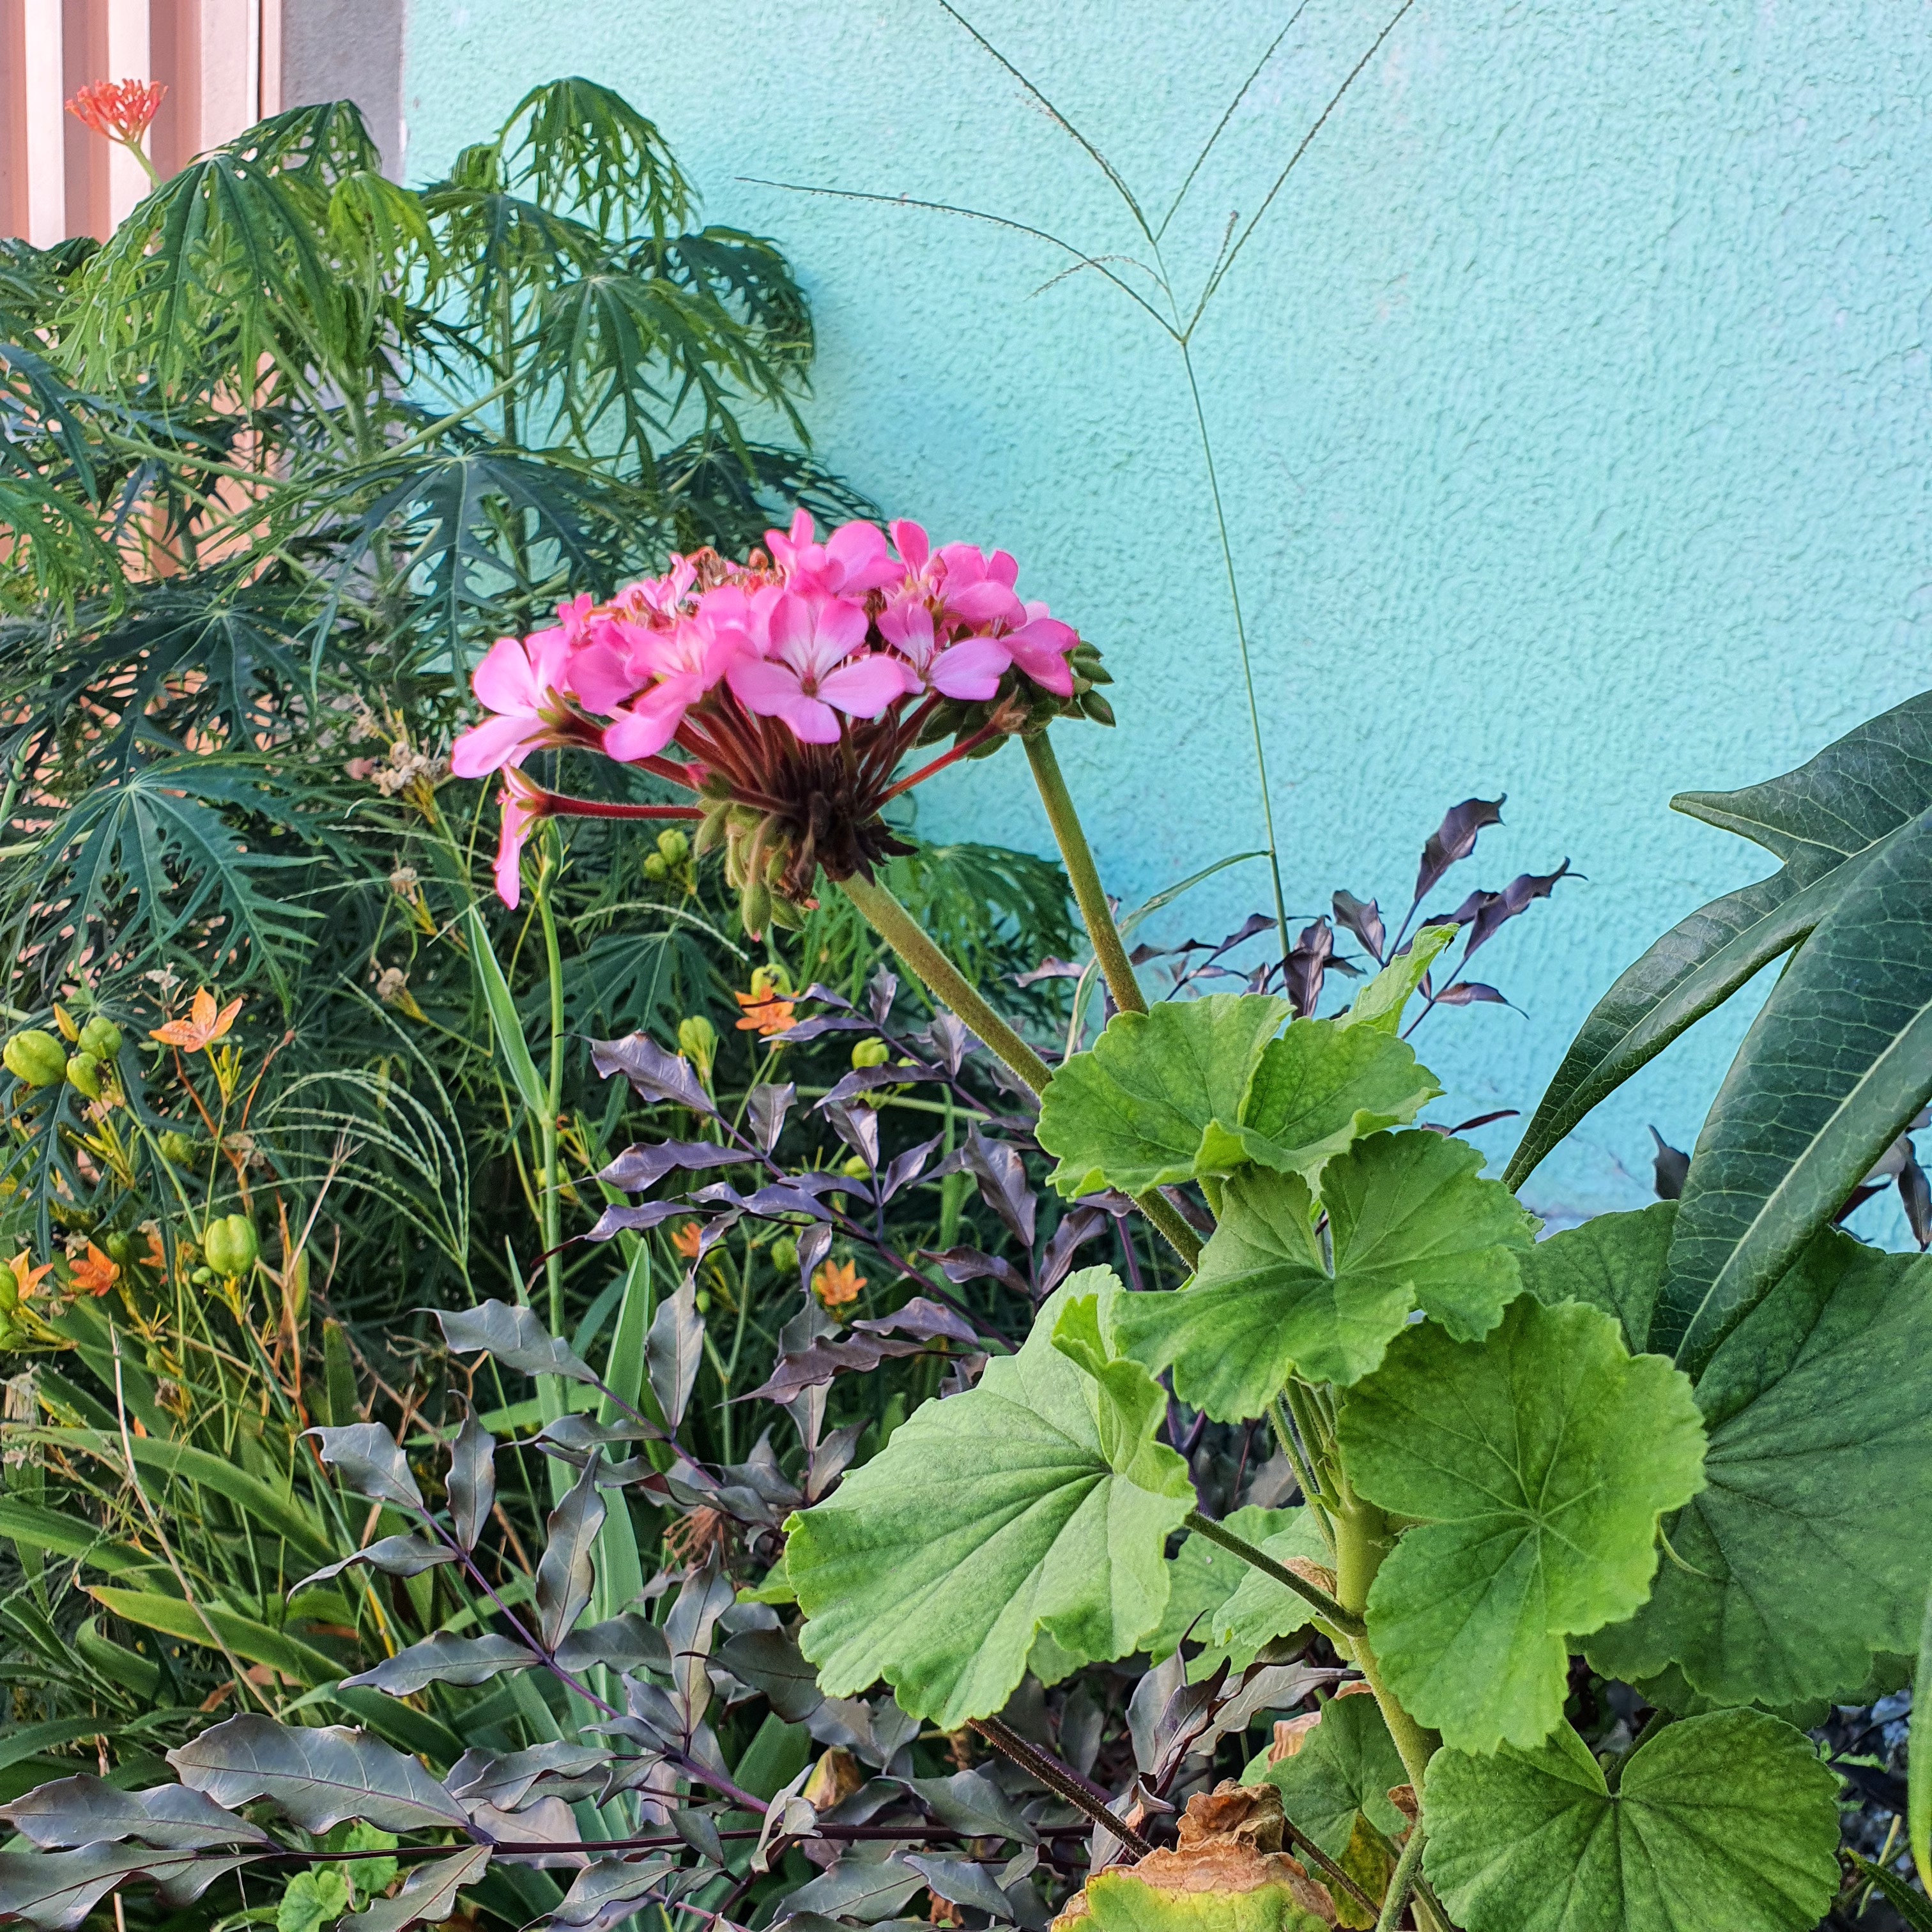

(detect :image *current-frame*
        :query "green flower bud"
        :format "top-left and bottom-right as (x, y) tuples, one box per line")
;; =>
(79, 1017), (123, 1059)
(769, 1236), (799, 1275)
(694, 1289), (712, 1315)
(190, 1266), (214, 1285)
(157, 1130), (195, 1165)
(203, 1215), (259, 1277)
(643, 853), (668, 882)
(677, 1015), (718, 1082)
(656, 828), (690, 866)
(740, 878), (771, 937)
(850, 1038), (891, 1070)
(103, 1231), (134, 1265)
(65, 1052), (102, 1100)
(3, 1031), (67, 1089)
(841, 1154), (871, 1180)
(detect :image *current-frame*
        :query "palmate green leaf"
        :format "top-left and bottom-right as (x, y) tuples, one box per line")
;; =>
(1338, 1296), (1705, 1752)
(1211, 1513), (1340, 1659)
(1654, 808), (1932, 1371)
(1037, 997), (1436, 1199)
(787, 1269), (1193, 1728)
(1064, 1869), (1331, 1932)
(1146, 1507), (1305, 1665)
(1423, 1710), (1839, 1932)
(1115, 1132), (1533, 1415)
(1508, 688), (1932, 1192)
(1241, 1694), (1406, 1859)
(1529, 1209), (1932, 1707)
(1037, 995), (1289, 1196)
(1337, 921), (1456, 1035)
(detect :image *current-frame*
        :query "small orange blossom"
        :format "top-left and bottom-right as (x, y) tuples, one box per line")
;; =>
(4, 1253), (52, 1302)
(733, 989), (795, 1036)
(670, 1222), (703, 1261)
(813, 1258), (865, 1308)
(69, 1243), (119, 1297)
(151, 990), (242, 1052)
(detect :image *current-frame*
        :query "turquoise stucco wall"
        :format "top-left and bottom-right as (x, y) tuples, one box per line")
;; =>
(400, 3), (1932, 1223)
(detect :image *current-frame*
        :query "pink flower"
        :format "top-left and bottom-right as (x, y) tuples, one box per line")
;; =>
(602, 606), (749, 762)
(767, 511), (905, 598)
(997, 604), (1078, 696)
(611, 556), (698, 625)
(493, 770), (550, 908)
(877, 597), (1010, 700)
(934, 541), (1025, 629)
(450, 625), (576, 778)
(728, 590), (910, 744)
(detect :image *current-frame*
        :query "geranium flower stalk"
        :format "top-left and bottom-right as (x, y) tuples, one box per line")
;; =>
(65, 80), (165, 181)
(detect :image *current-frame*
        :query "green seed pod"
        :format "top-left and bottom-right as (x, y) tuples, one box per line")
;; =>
(1080, 691), (1117, 727)
(103, 1231), (134, 1265)
(157, 1130), (195, 1165)
(78, 1017), (123, 1059)
(851, 1038), (891, 1070)
(643, 853), (669, 882)
(656, 828), (690, 866)
(841, 1154), (871, 1180)
(65, 1052), (103, 1100)
(190, 1266), (214, 1285)
(741, 878), (771, 937)
(3, 1031), (67, 1089)
(203, 1215), (259, 1277)
(677, 1015), (718, 1082)
(769, 1236), (799, 1276)
(693, 799), (732, 858)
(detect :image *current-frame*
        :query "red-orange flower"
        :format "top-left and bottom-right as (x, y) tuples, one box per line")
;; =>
(670, 1222), (703, 1261)
(151, 989), (242, 1052)
(65, 79), (165, 146)
(812, 1259), (865, 1309)
(734, 990), (796, 1036)
(4, 1253), (52, 1303)
(69, 1243), (119, 1298)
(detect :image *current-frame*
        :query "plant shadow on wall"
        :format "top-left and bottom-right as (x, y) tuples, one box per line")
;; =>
(1, 26), (1931, 1932)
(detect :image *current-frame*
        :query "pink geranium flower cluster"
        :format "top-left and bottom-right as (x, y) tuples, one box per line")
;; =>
(450, 512), (1085, 916)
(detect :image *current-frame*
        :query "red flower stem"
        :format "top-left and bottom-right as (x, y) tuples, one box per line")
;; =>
(539, 795), (704, 822)
(634, 754), (700, 789)
(878, 721), (1006, 802)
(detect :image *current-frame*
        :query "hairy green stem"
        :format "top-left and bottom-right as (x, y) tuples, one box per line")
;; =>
(1376, 1825), (1427, 1931)
(836, 871), (1200, 1269)
(1183, 1506), (1360, 1637)
(1332, 1496), (1438, 1793)
(1268, 1396), (1335, 1552)
(1025, 730), (1146, 1015)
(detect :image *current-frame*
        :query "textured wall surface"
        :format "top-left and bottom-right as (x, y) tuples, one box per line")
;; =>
(402, 2), (1932, 1222)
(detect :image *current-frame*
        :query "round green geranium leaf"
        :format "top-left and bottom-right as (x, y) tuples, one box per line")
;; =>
(786, 1270), (1193, 1728)
(1116, 1133), (1533, 1419)
(1241, 1692), (1407, 1858)
(1424, 1709), (1840, 1932)
(1528, 1208), (1932, 1708)
(1339, 1295), (1706, 1752)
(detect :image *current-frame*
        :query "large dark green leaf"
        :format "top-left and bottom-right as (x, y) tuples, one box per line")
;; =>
(1529, 1208), (1932, 1707)
(1655, 808), (1932, 1369)
(1508, 689), (1932, 1192)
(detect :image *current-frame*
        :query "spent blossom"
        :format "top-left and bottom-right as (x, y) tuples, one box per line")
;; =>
(454, 511), (1112, 926)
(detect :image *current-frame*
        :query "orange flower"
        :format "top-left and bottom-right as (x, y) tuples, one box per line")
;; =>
(69, 1243), (119, 1297)
(65, 79), (165, 146)
(734, 989), (796, 1036)
(812, 1258), (865, 1308)
(670, 1222), (703, 1260)
(4, 1253), (52, 1302)
(151, 989), (242, 1052)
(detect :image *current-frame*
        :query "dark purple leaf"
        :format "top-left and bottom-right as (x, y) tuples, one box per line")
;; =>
(1464, 860), (1572, 958)
(1038, 1207), (1110, 1295)
(851, 1297), (979, 1346)
(1448, 1108), (1519, 1134)
(342, 1633), (539, 1696)
(446, 1413), (496, 1552)
(741, 1335), (926, 1404)
(824, 1100), (879, 1172)
(817, 1061), (939, 1110)
(919, 1013), (976, 1075)
(556, 1614), (670, 1675)
(1331, 891), (1385, 963)
(1015, 958), (1087, 988)
(1213, 912), (1276, 958)
(880, 1134), (949, 1204)
(589, 1033), (715, 1116)
(1432, 981), (1511, 1008)
(435, 1302), (597, 1384)
(296, 1535), (457, 1590)
(928, 1246), (1032, 1300)
(719, 1627), (824, 1722)
(767, 1014), (875, 1044)
(797, 1224), (834, 1291)
(303, 1423), (424, 1512)
(1412, 796), (1505, 909)
(586, 1199), (702, 1241)
(1148, 1656), (1230, 1787)
(1650, 1126), (1689, 1201)
(748, 1083), (796, 1154)
(599, 1140), (747, 1193)
(1282, 917), (1333, 1019)
(535, 1452), (606, 1650)
(805, 1419), (869, 1503)
(868, 967), (900, 1025)
(801, 983), (857, 1010)
(1904, 1147), (1932, 1250)
(0, 1777), (272, 1851)
(647, 1280), (705, 1429)
(962, 1127), (1035, 1247)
